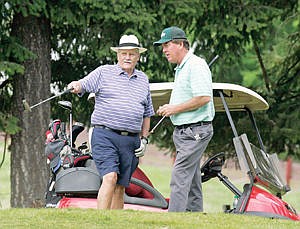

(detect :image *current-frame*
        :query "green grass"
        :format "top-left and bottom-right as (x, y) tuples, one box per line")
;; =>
(0, 208), (299, 229)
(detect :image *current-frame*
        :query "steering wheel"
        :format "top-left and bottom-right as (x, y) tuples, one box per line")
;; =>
(201, 152), (225, 183)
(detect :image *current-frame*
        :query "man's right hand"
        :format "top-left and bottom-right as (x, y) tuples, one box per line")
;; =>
(134, 137), (148, 158)
(68, 81), (82, 94)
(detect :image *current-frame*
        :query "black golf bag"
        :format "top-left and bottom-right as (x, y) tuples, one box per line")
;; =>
(44, 119), (101, 207)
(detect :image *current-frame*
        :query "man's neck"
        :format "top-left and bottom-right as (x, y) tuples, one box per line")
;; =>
(177, 49), (189, 65)
(124, 68), (134, 77)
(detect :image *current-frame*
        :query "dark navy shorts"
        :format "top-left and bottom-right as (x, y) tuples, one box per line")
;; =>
(91, 127), (140, 187)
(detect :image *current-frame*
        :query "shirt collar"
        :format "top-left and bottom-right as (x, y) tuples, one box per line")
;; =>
(174, 50), (193, 71)
(116, 64), (138, 78)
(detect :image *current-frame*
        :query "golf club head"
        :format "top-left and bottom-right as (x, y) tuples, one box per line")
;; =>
(72, 122), (85, 147)
(49, 119), (61, 139)
(58, 101), (72, 111)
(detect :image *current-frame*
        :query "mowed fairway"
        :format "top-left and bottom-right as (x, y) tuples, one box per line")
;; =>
(1, 142), (300, 228)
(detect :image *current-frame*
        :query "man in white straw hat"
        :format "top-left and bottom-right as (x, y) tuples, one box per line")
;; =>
(68, 34), (154, 210)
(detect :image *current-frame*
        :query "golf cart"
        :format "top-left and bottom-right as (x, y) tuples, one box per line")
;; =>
(47, 82), (300, 220)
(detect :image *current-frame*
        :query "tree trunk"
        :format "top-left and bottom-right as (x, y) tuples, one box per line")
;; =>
(10, 13), (51, 208)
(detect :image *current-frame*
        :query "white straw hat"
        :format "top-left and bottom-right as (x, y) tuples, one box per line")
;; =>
(110, 35), (147, 53)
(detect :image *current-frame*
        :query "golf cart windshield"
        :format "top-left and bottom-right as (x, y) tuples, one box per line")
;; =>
(150, 82), (288, 196)
(233, 134), (289, 196)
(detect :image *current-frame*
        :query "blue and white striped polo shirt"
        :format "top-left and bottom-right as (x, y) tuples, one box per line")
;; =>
(79, 64), (154, 133)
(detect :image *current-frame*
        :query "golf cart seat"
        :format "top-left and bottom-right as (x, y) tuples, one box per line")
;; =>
(233, 133), (289, 197)
(126, 167), (154, 199)
(124, 167), (168, 209)
(124, 177), (169, 209)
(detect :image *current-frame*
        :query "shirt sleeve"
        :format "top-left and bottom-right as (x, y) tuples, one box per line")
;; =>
(190, 58), (212, 97)
(143, 84), (155, 118)
(79, 66), (103, 94)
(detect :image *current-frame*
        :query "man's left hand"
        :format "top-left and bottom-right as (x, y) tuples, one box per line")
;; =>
(135, 137), (148, 158)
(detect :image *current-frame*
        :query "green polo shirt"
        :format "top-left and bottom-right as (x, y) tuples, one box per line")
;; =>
(169, 51), (215, 125)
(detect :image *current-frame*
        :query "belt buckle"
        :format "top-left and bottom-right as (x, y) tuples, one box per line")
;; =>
(120, 131), (129, 136)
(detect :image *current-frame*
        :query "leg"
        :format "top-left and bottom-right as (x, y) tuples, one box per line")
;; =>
(111, 184), (125, 209)
(168, 124), (213, 212)
(168, 128), (201, 212)
(92, 129), (119, 209)
(92, 128), (139, 210)
(110, 135), (138, 209)
(97, 172), (117, 209)
(186, 124), (213, 212)
(187, 165), (203, 211)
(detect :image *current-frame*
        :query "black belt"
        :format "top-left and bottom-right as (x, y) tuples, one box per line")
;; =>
(93, 125), (138, 136)
(175, 121), (212, 129)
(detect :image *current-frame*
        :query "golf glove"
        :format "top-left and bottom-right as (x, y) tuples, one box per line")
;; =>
(135, 137), (148, 158)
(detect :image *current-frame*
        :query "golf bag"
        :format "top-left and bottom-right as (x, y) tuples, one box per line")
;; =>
(44, 118), (100, 207)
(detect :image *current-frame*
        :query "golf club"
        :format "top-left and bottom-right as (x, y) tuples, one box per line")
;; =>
(208, 55), (219, 67)
(58, 100), (73, 146)
(149, 115), (166, 134)
(22, 87), (73, 112)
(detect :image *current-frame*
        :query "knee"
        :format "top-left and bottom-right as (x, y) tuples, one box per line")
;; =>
(103, 172), (117, 185)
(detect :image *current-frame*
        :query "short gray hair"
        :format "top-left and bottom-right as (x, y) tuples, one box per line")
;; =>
(172, 39), (190, 50)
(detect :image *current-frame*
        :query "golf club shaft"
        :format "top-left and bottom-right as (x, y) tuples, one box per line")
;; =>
(208, 55), (219, 67)
(25, 88), (73, 110)
(29, 94), (63, 109)
(69, 111), (72, 148)
(149, 115), (166, 134)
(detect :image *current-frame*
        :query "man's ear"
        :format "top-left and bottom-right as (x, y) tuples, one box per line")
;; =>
(179, 41), (185, 49)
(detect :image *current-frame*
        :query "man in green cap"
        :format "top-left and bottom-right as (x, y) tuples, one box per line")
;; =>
(154, 26), (215, 212)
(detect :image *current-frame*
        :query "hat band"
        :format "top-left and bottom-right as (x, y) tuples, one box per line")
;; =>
(118, 43), (140, 47)
(172, 37), (187, 40)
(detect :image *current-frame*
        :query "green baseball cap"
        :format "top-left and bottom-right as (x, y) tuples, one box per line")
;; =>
(153, 26), (187, 46)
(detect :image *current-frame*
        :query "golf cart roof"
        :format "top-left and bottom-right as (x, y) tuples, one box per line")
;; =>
(150, 82), (269, 113)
